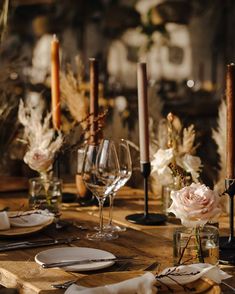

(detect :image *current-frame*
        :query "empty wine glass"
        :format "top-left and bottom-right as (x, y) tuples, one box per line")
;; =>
(82, 140), (120, 241)
(105, 139), (132, 232)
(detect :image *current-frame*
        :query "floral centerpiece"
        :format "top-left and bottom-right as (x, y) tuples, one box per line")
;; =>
(168, 182), (221, 265)
(18, 99), (63, 179)
(151, 113), (202, 189)
(18, 99), (63, 212)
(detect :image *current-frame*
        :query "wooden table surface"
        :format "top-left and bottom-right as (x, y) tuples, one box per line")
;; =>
(0, 183), (234, 294)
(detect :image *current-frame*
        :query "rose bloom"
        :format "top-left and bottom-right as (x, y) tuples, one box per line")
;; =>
(24, 148), (53, 173)
(151, 148), (174, 173)
(168, 183), (221, 227)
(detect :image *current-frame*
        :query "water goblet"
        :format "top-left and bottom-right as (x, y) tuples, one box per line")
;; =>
(82, 139), (120, 241)
(106, 139), (132, 232)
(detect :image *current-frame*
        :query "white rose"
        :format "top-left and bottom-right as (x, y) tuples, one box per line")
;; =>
(168, 183), (221, 227)
(151, 148), (174, 173)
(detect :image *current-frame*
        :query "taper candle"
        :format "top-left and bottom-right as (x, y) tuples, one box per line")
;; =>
(226, 63), (235, 179)
(89, 58), (99, 144)
(137, 62), (150, 163)
(51, 34), (61, 130)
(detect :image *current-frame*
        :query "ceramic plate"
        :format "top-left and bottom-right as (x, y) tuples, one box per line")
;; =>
(35, 247), (116, 272)
(8, 210), (54, 227)
(78, 271), (221, 294)
(0, 218), (54, 237)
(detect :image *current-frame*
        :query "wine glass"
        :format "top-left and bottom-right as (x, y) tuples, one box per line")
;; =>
(82, 140), (120, 241)
(106, 139), (132, 232)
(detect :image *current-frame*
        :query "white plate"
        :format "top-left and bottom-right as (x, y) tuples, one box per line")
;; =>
(8, 210), (54, 227)
(35, 247), (116, 272)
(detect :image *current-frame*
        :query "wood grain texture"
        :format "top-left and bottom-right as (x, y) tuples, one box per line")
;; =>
(0, 186), (232, 293)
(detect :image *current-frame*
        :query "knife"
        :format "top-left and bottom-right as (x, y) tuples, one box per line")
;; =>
(42, 256), (136, 268)
(0, 237), (80, 251)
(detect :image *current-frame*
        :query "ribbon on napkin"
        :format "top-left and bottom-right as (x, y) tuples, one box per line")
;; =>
(65, 263), (232, 294)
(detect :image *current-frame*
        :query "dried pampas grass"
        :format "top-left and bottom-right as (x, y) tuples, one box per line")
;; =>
(60, 56), (89, 131)
(212, 99), (226, 194)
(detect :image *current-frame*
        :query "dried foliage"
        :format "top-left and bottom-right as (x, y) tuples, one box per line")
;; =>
(0, 0), (9, 42)
(60, 56), (89, 131)
(212, 99), (226, 194)
(18, 99), (63, 174)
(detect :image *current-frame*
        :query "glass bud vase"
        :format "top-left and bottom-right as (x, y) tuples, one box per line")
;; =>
(173, 225), (219, 265)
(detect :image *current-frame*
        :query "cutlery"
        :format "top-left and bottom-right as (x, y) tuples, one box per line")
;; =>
(0, 237), (80, 251)
(52, 279), (78, 289)
(42, 256), (137, 268)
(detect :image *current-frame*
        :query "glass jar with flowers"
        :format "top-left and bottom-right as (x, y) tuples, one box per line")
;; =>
(18, 99), (63, 213)
(168, 183), (221, 265)
(151, 113), (202, 215)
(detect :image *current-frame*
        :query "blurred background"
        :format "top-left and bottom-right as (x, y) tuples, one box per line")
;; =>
(0, 0), (233, 188)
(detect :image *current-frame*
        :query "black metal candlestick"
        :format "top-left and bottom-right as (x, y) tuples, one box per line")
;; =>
(126, 162), (166, 225)
(219, 178), (235, 264)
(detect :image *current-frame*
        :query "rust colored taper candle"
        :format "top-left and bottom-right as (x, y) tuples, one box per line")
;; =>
(51, 35), (61, 130)
(219, 63), (235, 265)
(89, 58), (99, 144)
(226, 63), (235, 178)
(126, 62), (166, 225)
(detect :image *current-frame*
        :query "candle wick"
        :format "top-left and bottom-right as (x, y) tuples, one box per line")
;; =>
(53, 34), (58, 41)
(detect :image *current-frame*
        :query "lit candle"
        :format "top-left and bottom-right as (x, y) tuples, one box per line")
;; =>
(89, 58), (99, 144)
(226, 63), (235, 178)
(51, 34), (61, 130)
(137, 62), (149, 163)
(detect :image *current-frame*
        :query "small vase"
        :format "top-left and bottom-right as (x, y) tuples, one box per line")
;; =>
(173, 225), (219, 265)
(28, 176), (62, 214)
(162, 176), (182, 216)
(76, 147), (97, 206)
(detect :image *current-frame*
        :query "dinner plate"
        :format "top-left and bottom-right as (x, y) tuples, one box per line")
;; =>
(8, 210), (54, 227)
(35, 247), (116, 272)
(0, 217), (54, 237)
(78, 271), (221, 293)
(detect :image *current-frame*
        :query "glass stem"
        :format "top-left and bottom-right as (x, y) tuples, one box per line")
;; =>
(108, 193), (115, 226)
(98, 198), (105, 234)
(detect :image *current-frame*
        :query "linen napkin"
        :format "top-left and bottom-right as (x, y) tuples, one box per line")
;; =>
(0, 211), (10, 230)
(65, 272), (157, 294)
(65, 263), (232, 294)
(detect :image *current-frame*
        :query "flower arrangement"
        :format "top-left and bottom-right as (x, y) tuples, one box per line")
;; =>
(168, 183), (221, 227)
(151, 113), (202, 189)
(18, 99), (63, 178)
(168, 182), (221, 265)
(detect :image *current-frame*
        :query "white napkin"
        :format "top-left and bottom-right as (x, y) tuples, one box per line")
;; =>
(0, 211), (10, 230)
(65, 272), (157, 294)
(65, 263), (232, 294)
(156, 263), (232, 285)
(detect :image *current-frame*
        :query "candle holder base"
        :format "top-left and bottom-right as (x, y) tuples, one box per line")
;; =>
(219, 236), (235, 265)
(125, 213), (166, 225)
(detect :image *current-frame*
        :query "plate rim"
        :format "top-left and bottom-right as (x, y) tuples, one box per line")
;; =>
(0, 217), (54, 237)
(35, 246), (116, 272)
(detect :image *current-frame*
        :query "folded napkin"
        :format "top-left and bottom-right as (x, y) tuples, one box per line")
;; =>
(65, 263), (232, 294)
(0, 211), (10, 230)
(65, 272), (157, 294)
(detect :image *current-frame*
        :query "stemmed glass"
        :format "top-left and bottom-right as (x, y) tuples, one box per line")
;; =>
(106, 139), (132, 232)
(81, 139), (120, 241)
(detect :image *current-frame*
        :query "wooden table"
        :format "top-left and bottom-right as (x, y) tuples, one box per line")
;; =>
(0, 184), (234, 293)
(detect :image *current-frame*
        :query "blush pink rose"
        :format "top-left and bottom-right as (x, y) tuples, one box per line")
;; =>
(24, 148), (53, 173)
(168, 183), (221, 227)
